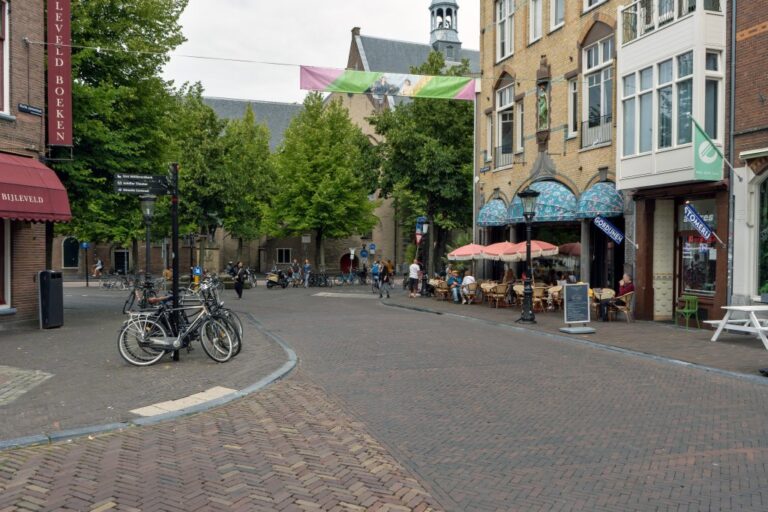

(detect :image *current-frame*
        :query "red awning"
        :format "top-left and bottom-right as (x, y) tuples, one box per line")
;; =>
(0, 154), (71, 222)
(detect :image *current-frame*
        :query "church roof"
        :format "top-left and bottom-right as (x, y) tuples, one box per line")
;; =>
(357, 34), (479, 75)
(202, 97), (302, 150)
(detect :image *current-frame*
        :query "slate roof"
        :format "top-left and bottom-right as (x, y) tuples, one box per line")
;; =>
(357, 35), (479, 75)
(202, 97), (303, 150)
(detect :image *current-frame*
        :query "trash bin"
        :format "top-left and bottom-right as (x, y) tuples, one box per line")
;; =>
(38, 270), (64, 329)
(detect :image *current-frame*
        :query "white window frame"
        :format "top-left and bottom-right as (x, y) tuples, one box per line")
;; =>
(495, 83), (515, 166)
(550, 0), (565, 32)
(704, 49), (723, 142)
(529, 0), (542, 43)
(622, 66), (654, 157)
(495, 0), (515, 62)
(582, 35), (614, 127)
(583, 0), (607, 14)
(675, 51), (694, 146)
(276, 248), (292, 265)
(485, 114), (493, 161)
(515, 100), (525, 153)
(567, 78), (578, 139)
(1, 219), (10, 309)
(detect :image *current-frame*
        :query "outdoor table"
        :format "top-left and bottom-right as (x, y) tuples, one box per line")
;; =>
(708, 305), (768, 350)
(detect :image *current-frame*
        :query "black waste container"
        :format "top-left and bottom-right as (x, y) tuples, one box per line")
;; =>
(39, 270), (64, 329)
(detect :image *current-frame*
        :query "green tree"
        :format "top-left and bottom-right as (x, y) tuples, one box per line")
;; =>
(263, 93), (378, 268)
(52, 0), (188, 250)
(369, 51), (474, 275)
(219, 104), (275, 259)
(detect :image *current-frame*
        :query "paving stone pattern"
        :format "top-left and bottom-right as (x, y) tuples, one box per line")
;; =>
(0, 366), (53, 407)
(0, 375), (441, 512)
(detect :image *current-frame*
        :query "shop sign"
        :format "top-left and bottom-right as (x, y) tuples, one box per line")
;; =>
(593, 216), (625, 245)
(563, 284), (591, 324)
(47, 0), (73, 146)
(683, 204), (712, 240)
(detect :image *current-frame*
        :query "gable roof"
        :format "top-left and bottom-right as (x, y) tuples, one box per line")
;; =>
(202, 97), (303, 150)
(356, 34), (480, 75)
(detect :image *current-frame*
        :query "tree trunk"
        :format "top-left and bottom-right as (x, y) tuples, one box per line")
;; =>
(315, 229), (325, 269)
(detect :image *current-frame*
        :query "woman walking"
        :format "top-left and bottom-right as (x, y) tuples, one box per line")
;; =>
(233, 261), (246, 299)
(379, 264), (392, 299)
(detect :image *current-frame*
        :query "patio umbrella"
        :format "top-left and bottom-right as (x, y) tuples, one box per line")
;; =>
(557, 242), (581, 257)
(447, 243), (486, 261)
(482, 242), (524, 262)
(510, 240), (559, 259)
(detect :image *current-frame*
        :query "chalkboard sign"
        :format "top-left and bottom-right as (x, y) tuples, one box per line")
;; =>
(563, 284), (591, 324)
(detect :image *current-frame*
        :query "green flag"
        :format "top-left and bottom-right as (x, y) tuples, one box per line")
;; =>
(693, 118), (723, 181)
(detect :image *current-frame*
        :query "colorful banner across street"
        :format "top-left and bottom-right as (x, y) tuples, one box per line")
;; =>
(693, 118), (723, 181)
(593, 215), (625, 245)
(300, 66), (476, 101)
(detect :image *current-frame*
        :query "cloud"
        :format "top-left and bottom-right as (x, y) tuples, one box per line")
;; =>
(162, 0), (479, 103)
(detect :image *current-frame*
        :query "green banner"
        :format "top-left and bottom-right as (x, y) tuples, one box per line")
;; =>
(693, 119), (723, 181)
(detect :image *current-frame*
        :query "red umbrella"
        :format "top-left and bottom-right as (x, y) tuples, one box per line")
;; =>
(482, 242), (523, 262)
(511, 240), (559, 259)
(558, 242), (581, 257)
(447, 243), (486, 261)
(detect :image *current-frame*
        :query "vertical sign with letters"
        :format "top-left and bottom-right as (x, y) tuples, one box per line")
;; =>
(47, 0), (72, 146)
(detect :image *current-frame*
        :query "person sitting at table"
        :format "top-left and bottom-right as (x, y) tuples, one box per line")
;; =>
(599, 273), (635, 321)
(447, 270), (462, 304)
(460, 272), (476, 304)
(556, 271), (567, 287)
(502, 268), (516, 284)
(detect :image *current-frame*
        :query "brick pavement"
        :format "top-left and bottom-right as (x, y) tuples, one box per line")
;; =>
(0, 373), (441, 512)
(384, 293), (768, 376)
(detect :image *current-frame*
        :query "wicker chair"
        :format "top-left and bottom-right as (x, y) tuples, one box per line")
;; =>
(435, 281), (450, 301)
(462, 282), (478, 304)
(513, 285), (525, 308)
(488, 283), (510, 308)
(547, 285), (563, 311)
(532, 286), (546, 312)
(608, 291), (635, 322)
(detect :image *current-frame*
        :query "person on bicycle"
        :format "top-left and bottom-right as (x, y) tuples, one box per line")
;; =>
(92, 256), (104, 278)
(371, 260), (381, 288)
(233, 261), (246, 299)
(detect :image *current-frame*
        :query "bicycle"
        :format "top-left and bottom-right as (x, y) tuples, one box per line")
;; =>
(117, 281), (237, 366)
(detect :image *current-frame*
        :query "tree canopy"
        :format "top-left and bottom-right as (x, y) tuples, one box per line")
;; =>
(263, 93), (379, 268)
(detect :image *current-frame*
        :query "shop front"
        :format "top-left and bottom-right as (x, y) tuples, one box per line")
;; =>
(633, 183), (728, 322)
(0, 155), (72, 326)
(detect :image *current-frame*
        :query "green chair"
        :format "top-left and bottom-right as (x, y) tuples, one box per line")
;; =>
(676, 295), (700, 329)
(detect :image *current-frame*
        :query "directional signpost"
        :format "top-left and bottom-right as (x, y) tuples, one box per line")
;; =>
(114, 174), (170, 196)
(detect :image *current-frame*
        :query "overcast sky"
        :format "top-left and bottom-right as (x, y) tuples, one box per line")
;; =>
(162, 1), (480, 104)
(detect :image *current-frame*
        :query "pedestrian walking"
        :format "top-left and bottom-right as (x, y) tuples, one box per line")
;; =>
(303, 259), (312, 288)
(408, 259), (421, 298)
(379, 264), (392, 299)
(233, 261), (246, 299)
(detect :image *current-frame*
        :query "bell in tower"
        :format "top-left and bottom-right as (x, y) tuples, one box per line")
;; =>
(429, 0), (462, 62)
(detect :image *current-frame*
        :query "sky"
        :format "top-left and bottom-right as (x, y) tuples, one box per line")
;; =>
(162, 1), (480, 104)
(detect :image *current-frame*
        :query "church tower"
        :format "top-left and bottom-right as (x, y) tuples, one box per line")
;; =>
(429, 0), (462, 61)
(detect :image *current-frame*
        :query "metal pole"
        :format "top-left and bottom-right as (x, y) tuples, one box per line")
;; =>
(518, 216), (536, 324)
(420, 226), (429, 296)
(170, 163), (180, 361)
(145, 222), (151, 282)
(84, 248), (89, 288)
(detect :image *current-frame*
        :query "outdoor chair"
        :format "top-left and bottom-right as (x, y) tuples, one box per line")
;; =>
(608, 291), (635, 323)
(463, 282), (478, 304)
(532, 286), (546, 312)
(513, 285), (525, 308)
(675, 294), (700, 329)
(487, 283), (509, 308)
(547, 285), (563, 311)
(591, 288), (616, 319)
(435, 281), (450, 301)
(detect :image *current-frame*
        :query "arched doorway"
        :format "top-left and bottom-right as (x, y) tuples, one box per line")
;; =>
(339, 254), (360, 274)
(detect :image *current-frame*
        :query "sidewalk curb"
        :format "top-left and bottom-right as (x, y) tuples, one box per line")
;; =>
(0, 313), (298, 452)
(383, 299), (768, 387)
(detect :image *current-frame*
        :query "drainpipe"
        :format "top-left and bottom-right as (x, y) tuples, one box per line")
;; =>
(727, 0), (736, 305)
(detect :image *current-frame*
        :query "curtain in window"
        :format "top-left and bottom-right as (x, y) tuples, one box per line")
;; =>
(658, 86), (672, 148)
(677, 79), (692, 144)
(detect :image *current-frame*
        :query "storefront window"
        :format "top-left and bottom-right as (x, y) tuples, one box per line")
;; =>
(679, 199), (717, 295)
(759, 180), (768, 295)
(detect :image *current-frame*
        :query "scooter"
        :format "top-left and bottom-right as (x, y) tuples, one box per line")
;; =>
(266, 268), (289, 289)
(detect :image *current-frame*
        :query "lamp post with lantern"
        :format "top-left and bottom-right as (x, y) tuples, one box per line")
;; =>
(517, 188), (540, 324)
(139, 195), (157, 283)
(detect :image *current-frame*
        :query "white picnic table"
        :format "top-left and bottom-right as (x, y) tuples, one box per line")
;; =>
(707, 305), (768, 349)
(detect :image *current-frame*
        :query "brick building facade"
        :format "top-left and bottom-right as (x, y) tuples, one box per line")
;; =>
(0, 0), (71, 329)
(729, 0), (768, 305)
(475, 0), (629, 288)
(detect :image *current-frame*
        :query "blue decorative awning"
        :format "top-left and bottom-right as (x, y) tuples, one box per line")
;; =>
(576, 182), (624, 218)
(477, 199), (508, 227)
(507, 181), (578, 224)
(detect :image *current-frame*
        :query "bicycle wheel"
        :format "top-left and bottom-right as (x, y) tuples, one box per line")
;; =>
(217, 311), (242, 357)
(200, 318), (233, 362)
(117, 316), (167, 366)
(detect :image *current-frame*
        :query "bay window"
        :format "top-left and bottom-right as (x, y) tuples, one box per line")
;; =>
(496, 0), (515, 61)
(622, 66), (653, 156)
(622, 75), (636, 156)
(676, 51), (693, 145)
(658, 59), (673, 149)
(704, 51), (722, 140)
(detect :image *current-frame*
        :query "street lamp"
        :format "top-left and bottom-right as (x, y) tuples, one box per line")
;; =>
(420, 220), (430, 296)
(517, 188), (540, 324)
(139, 194), (157, 282)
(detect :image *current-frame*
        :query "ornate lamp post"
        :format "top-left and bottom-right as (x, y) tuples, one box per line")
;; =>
(517, 188), (540, 324)
(139, 194), (157, 282)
